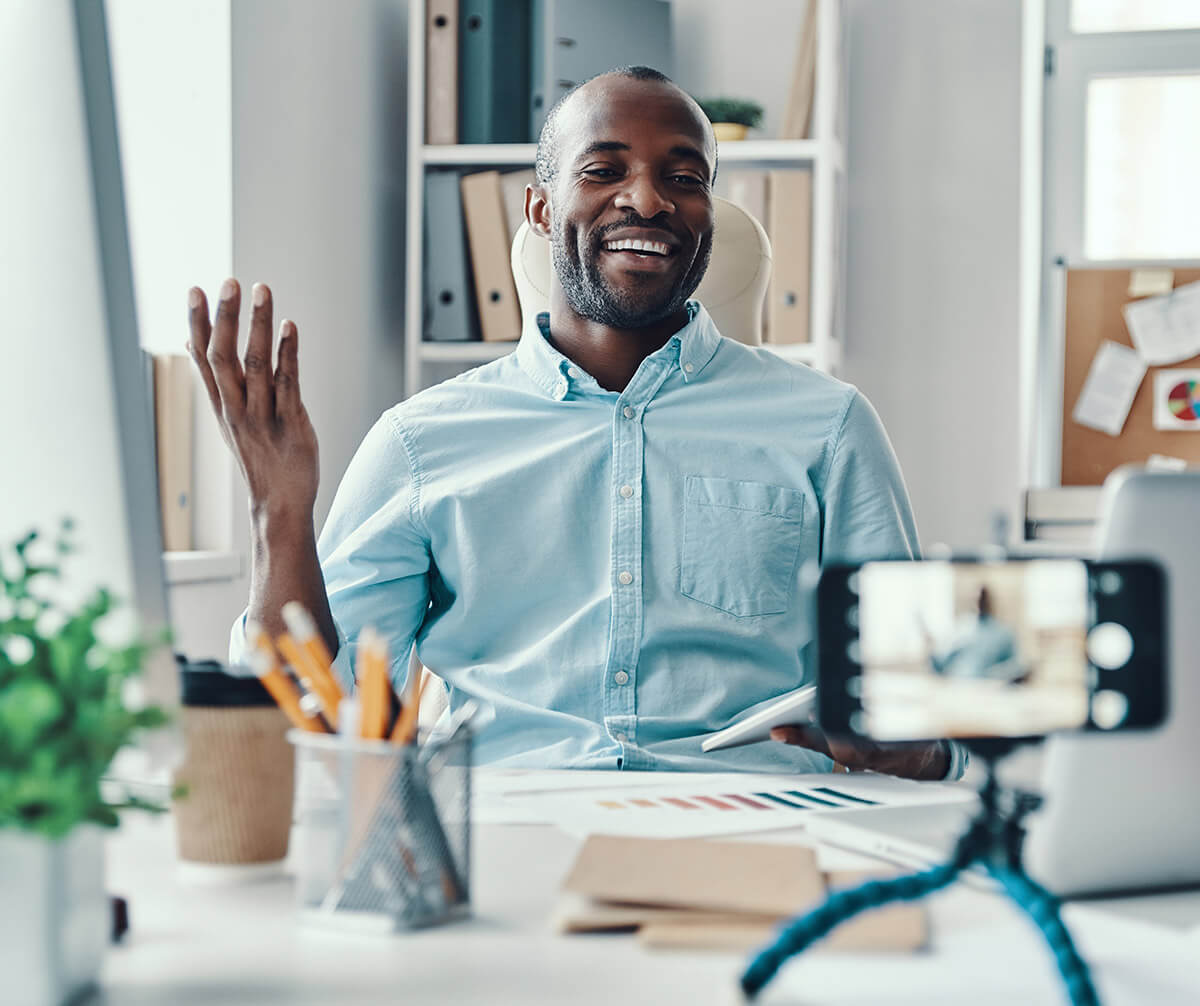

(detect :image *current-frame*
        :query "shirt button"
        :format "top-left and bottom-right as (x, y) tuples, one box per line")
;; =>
(614, 670), (630, 685)
(622, 406), (635, 419)
(683, 362), (695, 374)
(615, 732), (629, 744)
(618, 571), (633, 585)
(567, 367), (581, 380)
(619, 484), (634, 498)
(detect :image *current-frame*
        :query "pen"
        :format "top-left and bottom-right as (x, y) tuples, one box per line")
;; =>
(245, 621), (328, 733)
(282, 600), (345, 709)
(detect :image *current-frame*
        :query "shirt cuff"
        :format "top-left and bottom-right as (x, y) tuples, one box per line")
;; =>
(943, 739), (969, 781)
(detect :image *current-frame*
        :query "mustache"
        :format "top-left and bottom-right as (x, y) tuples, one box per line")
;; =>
(593, 213), (685, 246)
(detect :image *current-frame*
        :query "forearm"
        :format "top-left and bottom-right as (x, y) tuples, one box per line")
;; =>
(246, 506), (339, 657)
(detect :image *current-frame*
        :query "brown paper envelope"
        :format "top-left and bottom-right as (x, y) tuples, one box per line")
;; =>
(562, 835), (825, 916)
(553, 893), (781, 934)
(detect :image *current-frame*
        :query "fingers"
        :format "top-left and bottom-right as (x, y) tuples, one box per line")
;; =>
(185, 287), (223, 417)
(274, 319), (302, 418)
(770, 724), (833, 758)
(244, 283), (275, 422)
(208, 278), (246, 423)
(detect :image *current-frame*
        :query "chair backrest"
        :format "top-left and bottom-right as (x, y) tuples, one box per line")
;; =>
(509, 195), (771, 345)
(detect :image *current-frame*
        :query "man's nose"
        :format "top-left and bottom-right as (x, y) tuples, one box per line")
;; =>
(613, 172), (675, 219)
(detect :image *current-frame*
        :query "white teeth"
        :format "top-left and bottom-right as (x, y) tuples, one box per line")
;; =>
(603, 238), (671, 256)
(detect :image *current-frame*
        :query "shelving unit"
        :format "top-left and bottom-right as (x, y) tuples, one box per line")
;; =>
(404, 0), (847, 399)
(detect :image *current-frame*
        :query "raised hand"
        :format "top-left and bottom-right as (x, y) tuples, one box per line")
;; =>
(185, 279), (319, 525)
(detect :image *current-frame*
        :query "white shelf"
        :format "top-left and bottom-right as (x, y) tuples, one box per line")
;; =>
(421, 341), (517, 362)
(163, 549), (242, 585)
(422, 138), (839, 170)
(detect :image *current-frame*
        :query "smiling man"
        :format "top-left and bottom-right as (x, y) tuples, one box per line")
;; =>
(195, 66), (959, 781)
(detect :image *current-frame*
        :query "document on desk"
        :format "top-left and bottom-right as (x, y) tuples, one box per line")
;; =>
(490, 772), (973, 840)
(1072, 340), (1146, 436)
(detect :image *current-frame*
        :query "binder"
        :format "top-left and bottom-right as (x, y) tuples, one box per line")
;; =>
(765, 170), (812, 345)
(426, 0), (458, 145)
(499, 168), (535, 240)
(152, 354), (193, 551)
(780, 0), (818, 139)
(460, 0), (533, 144)
(529, 0), (672, 140)
(424, 171), (478, 341)
(460, 170), (522, 342)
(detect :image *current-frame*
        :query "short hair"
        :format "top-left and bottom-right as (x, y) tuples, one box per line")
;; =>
(533, 65), (711, 186)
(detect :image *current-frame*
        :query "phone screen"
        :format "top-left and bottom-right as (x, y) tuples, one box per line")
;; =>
(816, 557), (1166, 742)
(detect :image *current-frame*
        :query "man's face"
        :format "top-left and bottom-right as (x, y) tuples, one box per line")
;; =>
(543, 80), (715, 329)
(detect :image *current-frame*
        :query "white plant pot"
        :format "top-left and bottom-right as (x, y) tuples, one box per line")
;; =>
(0, 826), (108, 1006)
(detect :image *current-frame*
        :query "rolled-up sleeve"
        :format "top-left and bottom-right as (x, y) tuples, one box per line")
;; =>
(229, 411), (432, 692)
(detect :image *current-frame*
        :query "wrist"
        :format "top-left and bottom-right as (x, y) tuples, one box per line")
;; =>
(250, 501), (315, 547)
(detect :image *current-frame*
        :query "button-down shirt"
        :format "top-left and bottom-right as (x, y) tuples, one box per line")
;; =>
(230, 302), (925, 773)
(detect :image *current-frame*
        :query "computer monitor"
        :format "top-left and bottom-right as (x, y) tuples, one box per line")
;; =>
(1, 1), (176, 716)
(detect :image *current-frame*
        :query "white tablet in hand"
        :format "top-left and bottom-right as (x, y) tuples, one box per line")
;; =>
(701, 685), (819, 753)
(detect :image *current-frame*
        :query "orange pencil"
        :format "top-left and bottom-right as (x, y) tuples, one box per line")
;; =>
(357, 627), (391, 741)
(246, 622), (327, 733)
(276, 631), (341, 731)
(390, 666), (430, 746)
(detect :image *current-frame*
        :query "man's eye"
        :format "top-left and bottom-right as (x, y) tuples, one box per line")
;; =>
(584, 168), (619, 179)
(671, 175), (704, 186)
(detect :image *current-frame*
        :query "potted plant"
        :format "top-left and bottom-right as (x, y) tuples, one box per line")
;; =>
(0, 521), (169, 1006)
(695, 96), (765, 142)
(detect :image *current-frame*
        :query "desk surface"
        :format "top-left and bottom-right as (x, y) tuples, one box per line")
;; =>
(97, 775), (1200, 1006)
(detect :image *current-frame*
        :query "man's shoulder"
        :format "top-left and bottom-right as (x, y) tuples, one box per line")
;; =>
(712, 335), (859, 414)
(386, 352), (525, 424)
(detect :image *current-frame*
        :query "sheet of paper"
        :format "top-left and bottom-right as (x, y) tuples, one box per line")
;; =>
(1071, 340), (1146, 436)
(1147, 453), (1189, 471)
(1123, 279), (1200, 365)
(523, 772), (973, 840)
(1128, 268), (1175, 298)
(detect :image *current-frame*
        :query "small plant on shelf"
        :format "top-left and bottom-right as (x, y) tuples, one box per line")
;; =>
(0, 520), (170, 839)
(694, 96), (765, 141)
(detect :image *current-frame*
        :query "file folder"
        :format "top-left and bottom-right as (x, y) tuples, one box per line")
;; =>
(460, 170), (522, 342)
(500, 169), (536, 240)
(424, 172), (478, 341)
(766, 170), (812, 344)
(460, 0), (533, 144)
(426, 0), (458, 145)
(529, 0), (672, 140)
(152, 354), (193, 551)
(780, 0), (818, 140)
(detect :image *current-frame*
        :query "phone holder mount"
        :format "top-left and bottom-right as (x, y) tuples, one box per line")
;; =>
(738, 738), (1099, 1006)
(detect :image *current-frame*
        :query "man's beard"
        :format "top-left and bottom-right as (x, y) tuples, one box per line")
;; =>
(550, 217), (712, 330)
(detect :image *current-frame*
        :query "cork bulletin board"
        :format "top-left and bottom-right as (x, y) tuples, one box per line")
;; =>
(1061, 267), (1200, 486)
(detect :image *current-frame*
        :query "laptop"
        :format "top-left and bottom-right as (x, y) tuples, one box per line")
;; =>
(806, 469), (1200, 897)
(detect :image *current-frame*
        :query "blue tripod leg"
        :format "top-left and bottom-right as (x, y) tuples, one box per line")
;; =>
(988, 866), (1100, 1006)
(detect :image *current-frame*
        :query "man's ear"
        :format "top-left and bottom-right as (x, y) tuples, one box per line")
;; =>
(524, 182), (552, 239)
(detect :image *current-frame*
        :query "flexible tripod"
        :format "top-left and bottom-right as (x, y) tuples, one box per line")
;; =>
(740, 740), (1099, 1005)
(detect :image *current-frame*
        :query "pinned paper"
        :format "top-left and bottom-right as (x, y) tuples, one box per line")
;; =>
(1123, 280), (1200, 366)
(1072, 341), (1147, 436)
(1153, 369), (1200, 431)
(1127, 268), (1175, 298)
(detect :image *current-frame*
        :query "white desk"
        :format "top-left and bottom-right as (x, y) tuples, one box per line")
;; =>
(97, 776), (1200, 1005)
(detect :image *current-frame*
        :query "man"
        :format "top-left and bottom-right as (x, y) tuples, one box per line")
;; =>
(188, 66), (958, 780)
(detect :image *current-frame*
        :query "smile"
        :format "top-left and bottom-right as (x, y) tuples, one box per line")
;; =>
(602, 238), (673, 257)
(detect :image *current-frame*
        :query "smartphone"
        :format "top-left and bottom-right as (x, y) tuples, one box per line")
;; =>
(815, 557), (1166, 742)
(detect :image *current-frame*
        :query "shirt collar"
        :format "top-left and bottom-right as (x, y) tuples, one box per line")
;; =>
(515, 300), (723, 400)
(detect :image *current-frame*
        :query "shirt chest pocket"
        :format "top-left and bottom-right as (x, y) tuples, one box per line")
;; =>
(679, 475), (809, 618)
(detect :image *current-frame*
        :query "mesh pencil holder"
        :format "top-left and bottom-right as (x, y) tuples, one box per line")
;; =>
(289, 728), (472, 932)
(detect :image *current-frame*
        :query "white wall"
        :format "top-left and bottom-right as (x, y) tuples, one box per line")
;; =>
(840, 0), (1023, 549)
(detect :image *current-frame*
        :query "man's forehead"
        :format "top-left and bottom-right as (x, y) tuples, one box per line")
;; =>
(558, 79), (714, 166)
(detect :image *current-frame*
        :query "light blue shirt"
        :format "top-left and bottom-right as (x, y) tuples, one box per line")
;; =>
(231, 302), (925, 773)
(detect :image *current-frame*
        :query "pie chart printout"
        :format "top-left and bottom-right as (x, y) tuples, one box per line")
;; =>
(1167, 379), (1200, 422)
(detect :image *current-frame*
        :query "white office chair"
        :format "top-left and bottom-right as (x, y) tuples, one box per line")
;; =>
(509, 194), (772, 344)
(416, 195), (772, 727)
